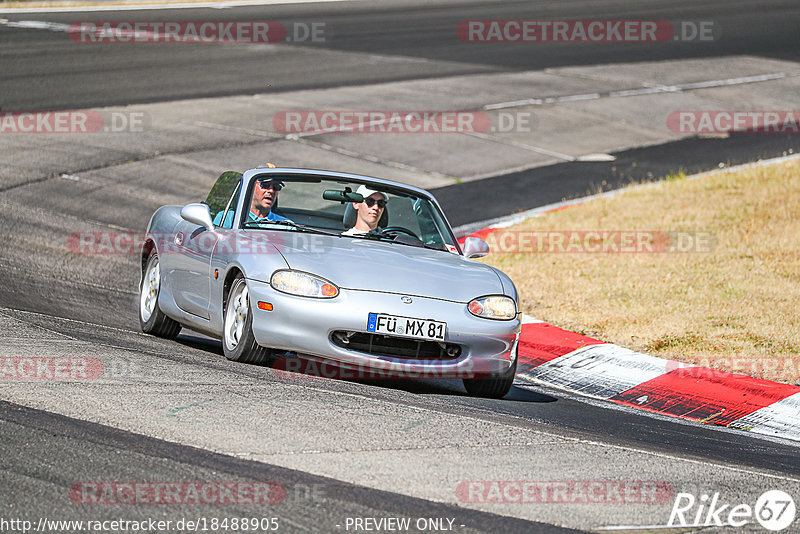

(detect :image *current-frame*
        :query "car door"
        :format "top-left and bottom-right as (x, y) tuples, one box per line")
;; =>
(171, 172), (241, 319)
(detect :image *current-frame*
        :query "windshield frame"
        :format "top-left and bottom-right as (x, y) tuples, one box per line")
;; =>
(233, 169), (462, 253)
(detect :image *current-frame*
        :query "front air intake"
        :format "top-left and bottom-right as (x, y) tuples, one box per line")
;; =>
(332, 331), (462, 360)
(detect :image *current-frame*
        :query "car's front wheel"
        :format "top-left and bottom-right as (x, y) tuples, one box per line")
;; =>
(463, 355), (517, 399)
(139, 251), (181, 338)
(223, 274), (269, 364)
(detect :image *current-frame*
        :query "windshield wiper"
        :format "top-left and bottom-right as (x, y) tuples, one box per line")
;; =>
(242, 220), (339, 236)
(358, 230), (446, 251)
(359, 229), (398, 242)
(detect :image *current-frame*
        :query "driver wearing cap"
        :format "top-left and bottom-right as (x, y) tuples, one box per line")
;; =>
(343, 185), (388, 236)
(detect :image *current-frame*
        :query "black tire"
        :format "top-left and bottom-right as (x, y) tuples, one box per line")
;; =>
(139, 251), (181, 339)
(222, 274), (269, 364)
(463, 354), (517, 399)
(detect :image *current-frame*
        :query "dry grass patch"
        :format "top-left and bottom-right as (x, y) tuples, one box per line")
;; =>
(482, 158), (800, 383)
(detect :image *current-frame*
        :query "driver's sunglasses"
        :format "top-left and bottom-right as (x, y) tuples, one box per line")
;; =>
(257, 179), (283, 191)
(364, 197), (387, 209)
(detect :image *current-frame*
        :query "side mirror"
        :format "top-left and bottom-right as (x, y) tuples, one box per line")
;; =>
(462, 236), (489, 258)
(180, 203), (214, 231)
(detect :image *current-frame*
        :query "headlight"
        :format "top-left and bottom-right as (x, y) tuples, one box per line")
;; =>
(468, 295), (516, 320)
(271, 270), (339, 298)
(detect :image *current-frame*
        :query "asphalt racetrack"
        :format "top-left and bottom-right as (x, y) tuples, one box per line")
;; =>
(1, 1), (799, 532)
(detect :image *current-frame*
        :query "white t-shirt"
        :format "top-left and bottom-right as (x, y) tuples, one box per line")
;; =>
(342, 227), (370, 236)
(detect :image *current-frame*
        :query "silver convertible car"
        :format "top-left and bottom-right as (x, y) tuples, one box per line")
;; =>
(139, 167), (520, 397)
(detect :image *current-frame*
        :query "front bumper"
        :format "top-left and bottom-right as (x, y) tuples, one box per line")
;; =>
(247, 278), (520, 378)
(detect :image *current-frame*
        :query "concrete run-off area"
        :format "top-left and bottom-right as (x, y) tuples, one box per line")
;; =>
(1, 55), (798, 193)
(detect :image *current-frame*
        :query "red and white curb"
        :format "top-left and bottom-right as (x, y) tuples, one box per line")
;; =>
(514, 318), (800, 442)
(459, 155), (800, 443)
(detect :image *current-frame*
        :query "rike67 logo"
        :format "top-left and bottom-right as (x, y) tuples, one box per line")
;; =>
(669, 490), (796, 531)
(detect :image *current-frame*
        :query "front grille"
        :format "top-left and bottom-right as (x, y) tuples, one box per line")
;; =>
(331, 331), (462, 360)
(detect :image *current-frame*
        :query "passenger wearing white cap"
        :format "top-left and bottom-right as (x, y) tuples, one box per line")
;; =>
(343, 184), (388, 236)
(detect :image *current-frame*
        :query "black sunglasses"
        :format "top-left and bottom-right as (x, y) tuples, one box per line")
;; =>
(257, 179), (283, 191)
(364, 197), (386, 208)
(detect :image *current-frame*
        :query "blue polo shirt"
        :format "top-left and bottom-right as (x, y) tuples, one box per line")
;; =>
(247, 211), (292, 223)
(213, 209), (292, 228)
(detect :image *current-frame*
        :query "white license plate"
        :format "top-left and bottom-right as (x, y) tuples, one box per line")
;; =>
(366, 313), (446, 342)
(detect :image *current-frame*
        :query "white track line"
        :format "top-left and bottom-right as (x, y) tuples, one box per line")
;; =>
(484, 72), (799, 111)
(0, 0), (356, 13)
(2, 20), (70, 31)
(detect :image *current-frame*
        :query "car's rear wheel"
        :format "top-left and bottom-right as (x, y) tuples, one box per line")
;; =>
(463, 355), (517, 399)
(139, 251), (181, 338)
(223, 274), (269, 364)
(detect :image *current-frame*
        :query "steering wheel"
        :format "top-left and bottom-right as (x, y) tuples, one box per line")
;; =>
(381, 226), (420, 240)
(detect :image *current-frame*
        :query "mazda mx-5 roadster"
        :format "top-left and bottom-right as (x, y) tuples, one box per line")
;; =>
(139, 167), (520, 397)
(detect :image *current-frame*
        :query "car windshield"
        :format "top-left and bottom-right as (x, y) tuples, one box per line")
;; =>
(240, 175), (458, 252)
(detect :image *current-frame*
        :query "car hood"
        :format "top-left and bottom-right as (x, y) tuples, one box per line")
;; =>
(268, 233), (506, 302)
